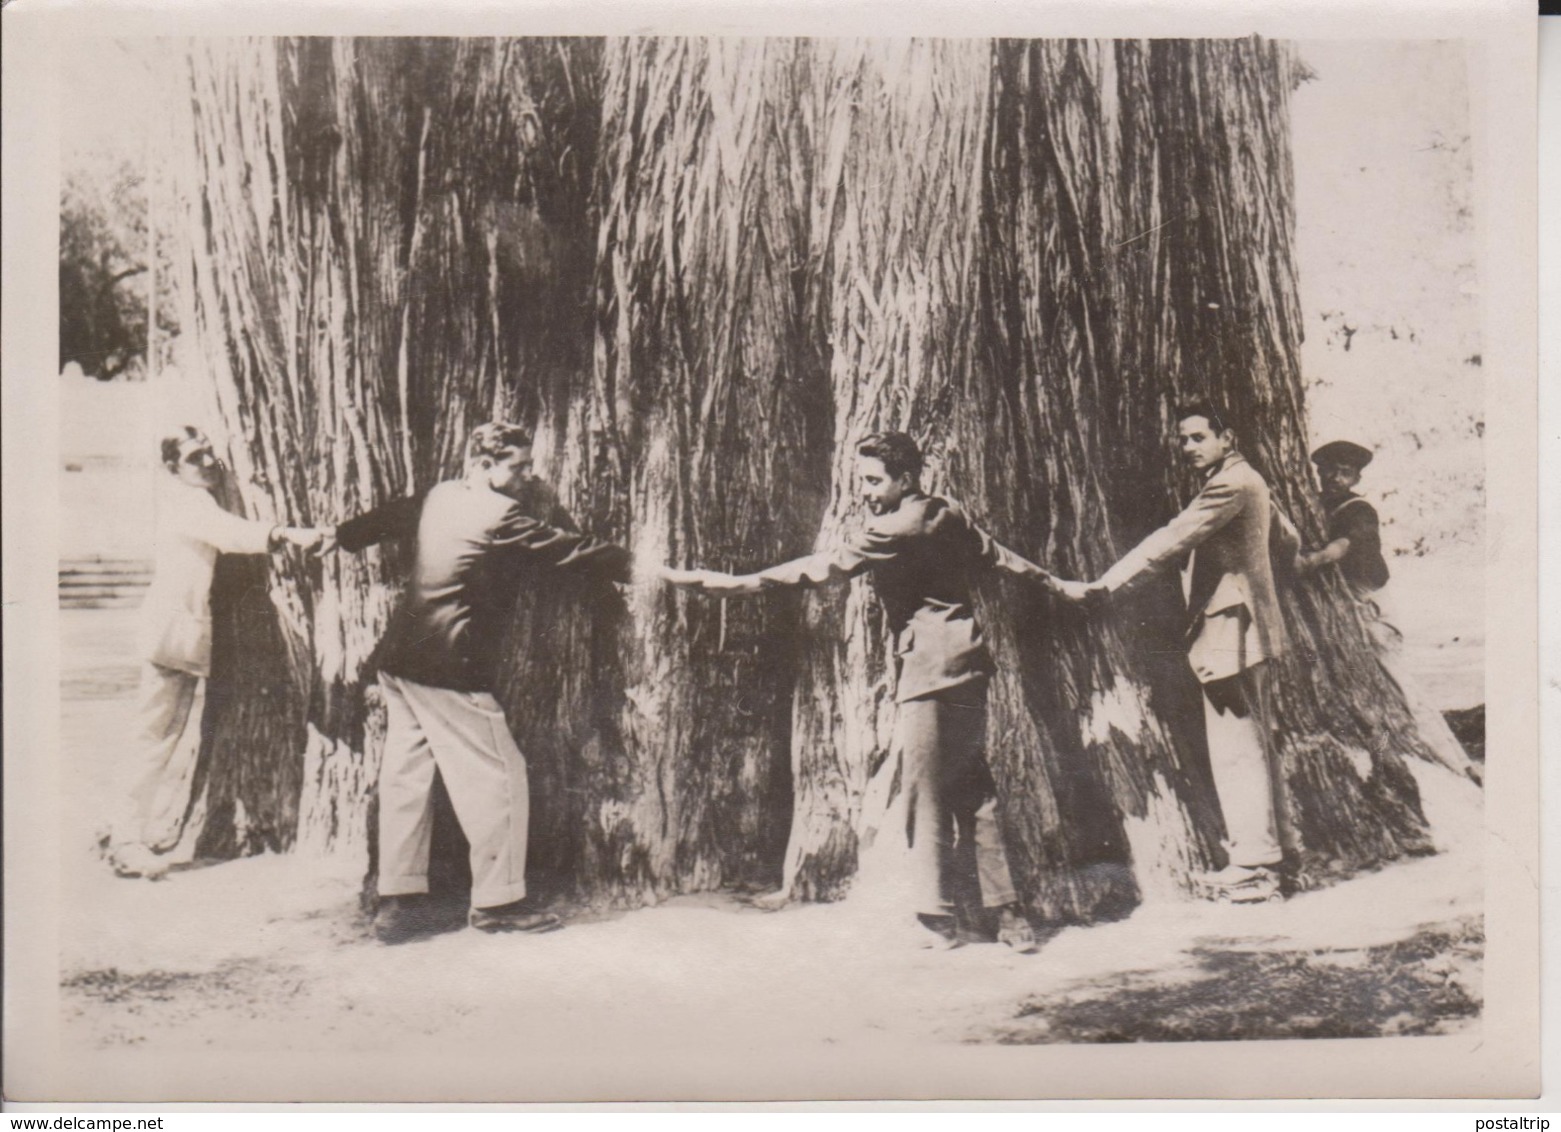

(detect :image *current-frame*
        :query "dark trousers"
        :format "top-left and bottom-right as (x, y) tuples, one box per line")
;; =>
(859, 684), (1019, 918)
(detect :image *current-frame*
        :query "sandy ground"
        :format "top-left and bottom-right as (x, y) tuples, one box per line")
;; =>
(57, 600), (1484, 1074)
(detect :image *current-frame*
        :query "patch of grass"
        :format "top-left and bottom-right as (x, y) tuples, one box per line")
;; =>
(62, 959), (309, 1009)
(62, 966), (249, 1005)
(62, 961), (315, 1049)
(985, 917), (1482, 1044)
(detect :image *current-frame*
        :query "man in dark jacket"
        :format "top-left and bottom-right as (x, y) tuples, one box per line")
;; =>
(1298, 440), (1389, 596)
(334, 422), (631, 942)
(1299, 439), (1478, 782)
(666, 431), (1057, 951)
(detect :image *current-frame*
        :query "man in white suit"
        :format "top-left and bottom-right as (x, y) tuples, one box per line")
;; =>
(1054, 403), (1297, 902)
(108, 427), (324, 879)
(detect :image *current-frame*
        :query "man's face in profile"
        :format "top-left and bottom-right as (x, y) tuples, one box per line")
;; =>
(857, 455), (912, 517)
(485, 444), (536, 499)
(173, 436), (222, 490)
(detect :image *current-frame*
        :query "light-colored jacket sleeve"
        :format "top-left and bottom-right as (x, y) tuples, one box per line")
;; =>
(171, 489), (274, 555)
(1100, 475), (1245, 593)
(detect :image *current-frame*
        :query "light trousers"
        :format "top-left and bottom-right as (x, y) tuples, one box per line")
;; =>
(1200, 662), (1282, 869)
(119, 662), (205, 852)
(377, 673), (531, 909)
(858, 686), (1019, 918)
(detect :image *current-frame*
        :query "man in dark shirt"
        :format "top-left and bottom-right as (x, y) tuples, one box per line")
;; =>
(666, 431), (1058, 951)
(1298, 440), (1389, 596)
(333, 422), (632, 942)
(1298, 439), (1478, 782)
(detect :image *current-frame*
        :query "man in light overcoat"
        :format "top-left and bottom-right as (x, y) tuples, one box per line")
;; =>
(1054, 403), (1297, 900)
(110, 427), (324, 878)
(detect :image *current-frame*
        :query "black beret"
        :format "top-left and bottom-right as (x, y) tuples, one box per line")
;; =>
(1310, 440), (1374, 469)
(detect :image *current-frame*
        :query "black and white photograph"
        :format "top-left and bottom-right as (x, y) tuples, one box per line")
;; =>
(1, 0), (1540, 1105)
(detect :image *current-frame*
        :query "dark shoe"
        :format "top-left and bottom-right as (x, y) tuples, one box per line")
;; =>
(996, 905), (1040, 954)
(914, 913), (964, 951)
(374, 895), (459, 944)
(469, 900), (564, 934)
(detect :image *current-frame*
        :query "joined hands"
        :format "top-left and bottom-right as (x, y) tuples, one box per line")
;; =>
(660, 566), (764, 595)
(1050, 577), (1109, 609)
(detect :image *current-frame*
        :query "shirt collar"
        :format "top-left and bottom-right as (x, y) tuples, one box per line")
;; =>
(1202, 451), (1245, 480)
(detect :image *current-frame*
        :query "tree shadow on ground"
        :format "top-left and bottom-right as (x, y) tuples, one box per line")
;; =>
(980, 916), (1482, 1044)
(1443, 706), (1485, 763)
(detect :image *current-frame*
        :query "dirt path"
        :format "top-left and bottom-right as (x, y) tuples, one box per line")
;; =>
(58, 604), (1484, 1086)
(60, 772), (1481, 1055)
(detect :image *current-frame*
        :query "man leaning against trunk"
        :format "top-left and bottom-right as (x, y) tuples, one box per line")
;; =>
(109, 427), (325, 880)
(666, 431), (1058, 951)
(1052, 403), (1299, 903)
(330, 422), (633, 943)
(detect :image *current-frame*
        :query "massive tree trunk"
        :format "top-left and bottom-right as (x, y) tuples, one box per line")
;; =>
(173, 37), (603, 867)
(778, 39), (998, 899)
(960, 38), (1434, 916)
(543, 37), (831, 901)
(170, 34), (1437, 917)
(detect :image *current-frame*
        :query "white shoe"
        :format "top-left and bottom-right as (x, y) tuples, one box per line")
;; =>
(108, 843), (170, 880)
(1193, 864), (1281, 903)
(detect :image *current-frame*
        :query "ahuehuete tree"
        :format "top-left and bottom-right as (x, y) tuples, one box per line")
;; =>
(169, 35), (1445, 922)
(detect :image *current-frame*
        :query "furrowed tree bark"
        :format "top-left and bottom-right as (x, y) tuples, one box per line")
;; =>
(778, 39), (997, 899)
(779, 36), (1434, 913)
(1099, 38), (1435, 881)
(969, 37), (1434, 909)
(170, 34), (1440, 919)
(174, 37), (605, 874)
(560, 37), (830, 902)
(958, 38), (1218, 920)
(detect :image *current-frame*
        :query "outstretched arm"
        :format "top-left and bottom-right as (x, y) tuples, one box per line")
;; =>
(1097, 476), (1244, 594)
(493, 510), (633, 583)
(174, 489), (323, 555)
(335, 492), (426, 553)
(959, 513), (1061, 593)
(661, 567), (768, 595)
(665, 526), (898, 597)
(1050, 477), (1247, 606)
(1298, 537), (1351, 573)
(1297, 499), (1376, 574)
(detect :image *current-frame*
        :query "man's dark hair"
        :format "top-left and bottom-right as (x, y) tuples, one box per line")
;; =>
(1175, 400), (1236, 436)
(160, 425), (211, 472)
(857, 431), (924, 482)
(466, 421), (533, 465)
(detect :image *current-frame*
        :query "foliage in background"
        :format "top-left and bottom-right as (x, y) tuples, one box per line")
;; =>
(60, 147), (181, 379)
(60, 157), (147, 378)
